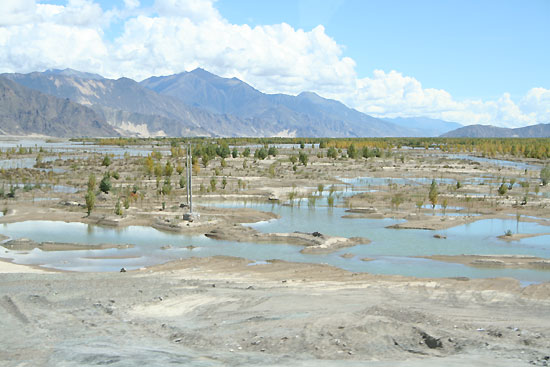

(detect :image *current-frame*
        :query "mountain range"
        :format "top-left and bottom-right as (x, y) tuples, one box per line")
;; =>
(441, 124), (550, 138)
(0, 67), (464, 138)
(0, 76), (116, 137)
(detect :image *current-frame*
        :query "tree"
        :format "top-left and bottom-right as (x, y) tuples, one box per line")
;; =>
(541, 165), (550, 186)
(232, 147), (239, 158)
(347, 144), (358, 159)
(102, 155), (111, 167)
(87, 173), (96, 192)
(222, 177), (228, 189)
(327, 146), (338, 159)
(99, 173), (112, 194)
(254, 147), (267, 160)
(498, 183), (508, 196)
(114, 200), (123, 216)
(428, 179), (438, 209)
(210, 177), (217, 192)
(164, 161), (173, 177)
(242, 147), (251, 157)
(299, 151), (308, 166)
(85, 190), (95, 216)
(267, 146), (278, 157)
(391, 193), (404, 211)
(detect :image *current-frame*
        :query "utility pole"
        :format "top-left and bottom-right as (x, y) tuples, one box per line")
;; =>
(188, 143), (193, 214)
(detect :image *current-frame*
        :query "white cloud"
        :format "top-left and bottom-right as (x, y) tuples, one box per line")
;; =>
(0, 0), (548, 128)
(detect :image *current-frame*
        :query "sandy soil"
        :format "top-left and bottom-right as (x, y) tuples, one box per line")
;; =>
(205, 226), (370, 254)
(1, 256), (549, 366)
(2, 238), (133, 251)
(422, 254), (550, 270)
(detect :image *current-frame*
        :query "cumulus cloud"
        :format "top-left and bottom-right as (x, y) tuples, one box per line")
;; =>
(0, 0), (548, 128)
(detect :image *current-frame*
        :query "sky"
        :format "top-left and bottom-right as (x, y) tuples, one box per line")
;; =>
(1, 0), (549, 128)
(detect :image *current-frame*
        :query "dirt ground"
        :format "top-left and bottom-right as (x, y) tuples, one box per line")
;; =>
(1, 257), (550, 367)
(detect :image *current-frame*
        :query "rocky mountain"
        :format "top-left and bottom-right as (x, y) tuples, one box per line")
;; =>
(3, 67), (469, 138)
(141, 68), (416, 137)
(441, 124), (550, 138)
(0, 76), (117, 137)
(383, 117), (462, 137)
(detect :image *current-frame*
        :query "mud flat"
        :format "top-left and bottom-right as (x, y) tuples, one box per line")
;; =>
(1, 256), (549, 366)
(205, 225), (369, 254)
(497, 232), (550, 242)
(385, 214), (503, 230)
(2, 238), (133, 251)
(422, 254), (550, 270)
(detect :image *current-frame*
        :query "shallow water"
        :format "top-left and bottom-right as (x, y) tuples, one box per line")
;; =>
(1, 200), (549, 282)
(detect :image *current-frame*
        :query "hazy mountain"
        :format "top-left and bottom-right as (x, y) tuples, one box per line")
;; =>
(43, 68), (104, 80)
(383, 117), (462, 137)
(441, 123), (550, 138)
(0, 76), (117, 137)
(3, 67), (446, 138)
(141, 68), (414, 137)
(1, 71), (232, 137)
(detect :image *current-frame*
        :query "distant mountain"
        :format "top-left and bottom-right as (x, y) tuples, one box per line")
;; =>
(383, 117), (462, 137)
(3, 67), (463, 138)
(441, 123), (550, 138)
(141, 68), (415, 137)
(1, 71), (230, 137)
(0, 76), (117, 137)
(43, 68), (104, 80)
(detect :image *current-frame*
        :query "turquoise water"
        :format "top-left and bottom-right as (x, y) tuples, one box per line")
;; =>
(1, 200), (549, 282)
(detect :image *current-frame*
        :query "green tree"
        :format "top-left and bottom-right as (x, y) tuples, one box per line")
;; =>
(498, 183), (508, 196)
(87, 173), (96, 192)
(347, 144), (358, 159)
(541, 165), (550, 186)
(102, 155), (111, 167)
(299, 151), (308, 166)
(232, 147), (239, 158)
(114, 200), (123, 216)
(428, 179), (438, 209)
(242, 147), (251, 157)
(254, 147), (268, 160)
(85, 190), (95, 216)
(99, 173), (112, 194)
(267, 146), (278, 156)
(165, 161), (173, 177)
(327, 146), (338, 159)
(210, 177), (217, 192)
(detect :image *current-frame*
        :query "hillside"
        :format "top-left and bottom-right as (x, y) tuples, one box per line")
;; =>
(0, 76), (117, 137)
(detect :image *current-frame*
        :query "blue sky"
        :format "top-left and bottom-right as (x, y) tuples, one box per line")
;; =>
(216, 0), (550, 101)
(3, 0), (550, 127)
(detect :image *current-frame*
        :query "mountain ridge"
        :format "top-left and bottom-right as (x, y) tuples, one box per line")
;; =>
(441, 123), (550, 138)
(0, 76), (117, 137)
